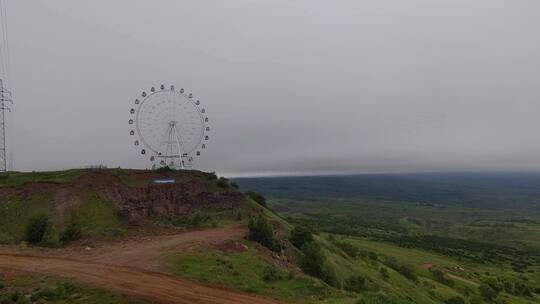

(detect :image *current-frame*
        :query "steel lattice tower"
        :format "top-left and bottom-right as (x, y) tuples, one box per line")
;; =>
(0, 79), (11, 172)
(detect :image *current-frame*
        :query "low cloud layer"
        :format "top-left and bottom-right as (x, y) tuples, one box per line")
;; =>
(4, 0), (540, 175)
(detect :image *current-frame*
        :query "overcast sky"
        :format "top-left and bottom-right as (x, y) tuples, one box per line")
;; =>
(3, 0), (540, 176)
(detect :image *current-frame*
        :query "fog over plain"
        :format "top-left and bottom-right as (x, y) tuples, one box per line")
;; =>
(4, 0), (540, 176)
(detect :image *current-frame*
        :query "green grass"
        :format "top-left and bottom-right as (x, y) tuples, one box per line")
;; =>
(74, 191), (124, 237)
(0, 192), (53, 243)
(0, 170), (82, 187)
(261, 195), (540, 303)
(0, 273), (146, 304)
(164, 243), (354, 304)
(339, 235), (540, 304)
(0, 189), (124, 244)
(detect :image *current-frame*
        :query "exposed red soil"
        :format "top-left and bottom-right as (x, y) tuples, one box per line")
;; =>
(420, 263), (479, 287)
(0, 225), (280, 304)
(0, 254), (278, 304)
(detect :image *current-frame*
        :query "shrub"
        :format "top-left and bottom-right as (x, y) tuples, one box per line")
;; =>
(445, 296), (466, 304)
(189, 212), (208, 227)
(431, 269), (454, 286)
(230, 182), (239, 189)
(300, 242), (325, 278)
(336, 241), (359, 258)
(248, 215), (278, 251)
(155, 166), (173, 173)
(321, 262), (340, 288)
(31, 286), (60, 301)
(172, 212), (209, 227)
(379, 267), (389, 280)
(384, 257), (417, 282)
(512, 281), (533, 297)
(479, 284), (497, 302)
(484, 277), (503, 292)
(290, 225), (313, 249)
(25, 214), (50, 244)
(344, 275), (366, 292)
(41, 224), (61, 248)
(367, 251), (378, 261)
(216, 177), (229, 188)
(60, 213), (82, 244)
(261, 265), (281, 282)
(398, 264), (417, 282)
(245, 191), (267, 208)
(207, 171), (218, 180)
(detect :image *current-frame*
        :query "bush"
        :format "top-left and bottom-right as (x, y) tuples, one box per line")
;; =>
(216, 177), (229, 188)
(155, 166), (173, 173)
(445, 296), (465, 304)
(172, 212), (209, 227)
(189, 212), (208, 227)
(230, 182), (239, 189)
(207, 171), (218, 180)
(300, 242), (325, 278)
(25, 214), (50, 244)
(336, 241), (359, 258)
(60, 213), (82, 244)
(431, 269), (454, 286)
(484, 277), (503, 292)
(41, 224), (61, 248)
(379, 267), (389, 280)
(261, 265), (281, 282)
(344, 275), (366, 292)
(398, 264), (417, 282)
(245, 191), (267, 208)
(479, 284), (497, 302)
(385, 257), (417, 282)
(367, 251), (378, 261)
(248, 215), (278, 251)
(290, 225), (313, 249)
(321, 262), (340, 287)
(512, 281), (533, 297)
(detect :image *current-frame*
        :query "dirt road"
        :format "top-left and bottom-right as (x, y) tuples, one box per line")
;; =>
(420, 263), (479, 287)
(0, 225), (280, 304)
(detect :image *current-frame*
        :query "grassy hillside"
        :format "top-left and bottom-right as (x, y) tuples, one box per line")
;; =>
(235, 174), (540, 304)
(2, 170), (539, 303)
(0, 169), (258, 245)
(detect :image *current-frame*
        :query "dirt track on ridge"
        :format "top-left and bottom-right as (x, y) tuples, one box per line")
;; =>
(0, 226), (280, 304)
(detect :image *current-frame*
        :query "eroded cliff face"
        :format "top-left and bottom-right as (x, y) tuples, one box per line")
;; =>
(114, 184), (244, 224)
(1, 170), (249, 226)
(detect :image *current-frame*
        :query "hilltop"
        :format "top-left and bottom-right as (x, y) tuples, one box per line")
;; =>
(1, 170), (538, 304)
(0, 169), (260, 244)
(0, 169), (352, 304)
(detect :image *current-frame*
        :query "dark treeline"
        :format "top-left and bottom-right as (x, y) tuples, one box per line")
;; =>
(234, 172), (540, 209)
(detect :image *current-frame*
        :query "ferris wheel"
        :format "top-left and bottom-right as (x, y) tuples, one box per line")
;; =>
(129, 84), (209, 169)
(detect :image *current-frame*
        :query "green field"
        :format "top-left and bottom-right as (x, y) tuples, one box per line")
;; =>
(235, 173), (540, 303)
